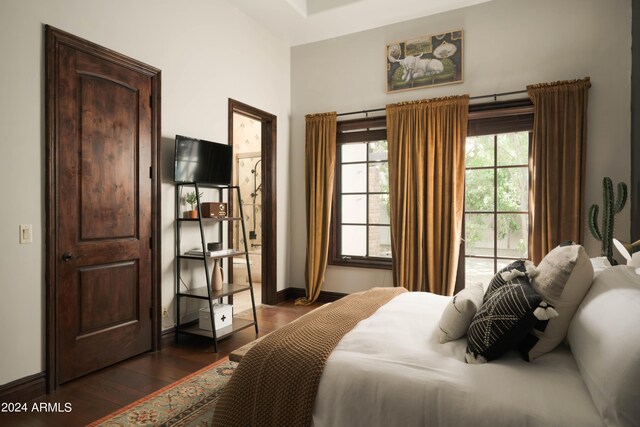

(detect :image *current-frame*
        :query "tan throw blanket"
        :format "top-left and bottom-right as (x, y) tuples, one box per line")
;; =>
(212, 287), (407, 427)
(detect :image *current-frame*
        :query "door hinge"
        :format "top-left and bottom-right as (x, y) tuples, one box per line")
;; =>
(149, 166), (152, 179)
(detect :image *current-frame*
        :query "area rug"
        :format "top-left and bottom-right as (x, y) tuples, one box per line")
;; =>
(88, 358), (236, 427)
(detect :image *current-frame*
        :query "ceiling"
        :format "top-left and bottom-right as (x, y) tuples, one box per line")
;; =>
(232, 0), (493, 46)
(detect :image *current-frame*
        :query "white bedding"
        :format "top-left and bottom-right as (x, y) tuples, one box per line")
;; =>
(312, 291), (603, 427)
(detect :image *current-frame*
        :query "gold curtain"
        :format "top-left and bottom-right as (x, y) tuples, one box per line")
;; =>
(527, 78), (591, 264)
(386, 96), (468, 295)
(297, 112), (337, 305)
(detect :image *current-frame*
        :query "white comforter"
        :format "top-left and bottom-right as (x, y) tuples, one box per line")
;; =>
(312, 291), (603, 427)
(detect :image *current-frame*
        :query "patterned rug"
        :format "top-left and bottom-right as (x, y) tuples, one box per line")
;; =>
(88, 358), (236, 427)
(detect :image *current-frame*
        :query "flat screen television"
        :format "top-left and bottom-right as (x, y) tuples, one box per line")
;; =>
(174, 135), (232, 185)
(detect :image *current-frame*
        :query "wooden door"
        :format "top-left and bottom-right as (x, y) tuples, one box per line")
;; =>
(46, 27), (161, 385)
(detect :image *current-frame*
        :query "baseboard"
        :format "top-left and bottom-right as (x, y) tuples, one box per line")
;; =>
(0, 372), (46, 403)
(285, 287), (347, 303)
(276, 288), (288, 304)
(161, 325), (176, 336)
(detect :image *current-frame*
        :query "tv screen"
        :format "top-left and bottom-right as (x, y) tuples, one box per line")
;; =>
(174, 135), (232, 185)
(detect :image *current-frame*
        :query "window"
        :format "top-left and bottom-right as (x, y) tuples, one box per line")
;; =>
(329, 117), (392, 269)
(329, 100), (533, 276)
(463, 131), (531, 287)
(462, 99), (534, 288)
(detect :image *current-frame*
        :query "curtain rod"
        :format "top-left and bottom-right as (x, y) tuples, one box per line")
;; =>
(336, 89), (528, 117)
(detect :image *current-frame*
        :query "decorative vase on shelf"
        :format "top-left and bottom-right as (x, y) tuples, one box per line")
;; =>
(211, 259), (223, 290)
(184, 210), (198, 219)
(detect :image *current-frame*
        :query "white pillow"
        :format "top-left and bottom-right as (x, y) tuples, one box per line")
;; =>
(567, 266), (640, 426)
(519, 244), (594, 360)
(590, 256), (612, 276)
(438, 283), (484, 343)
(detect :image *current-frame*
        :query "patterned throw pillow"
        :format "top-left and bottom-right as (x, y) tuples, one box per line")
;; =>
(484, 260), (528, 297)
(518, 244), (594, 361)
(438, 282), (484, 343)
(466, 261), (558, 364)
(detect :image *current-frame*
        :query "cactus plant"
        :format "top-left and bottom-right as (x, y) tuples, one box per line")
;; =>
(587, 177), (627, 265)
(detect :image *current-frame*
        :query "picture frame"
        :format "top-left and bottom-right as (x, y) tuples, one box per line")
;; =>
(386, 29), (464, 93)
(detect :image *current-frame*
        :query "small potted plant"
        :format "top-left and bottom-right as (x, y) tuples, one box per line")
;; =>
(184, 191), (203, 219)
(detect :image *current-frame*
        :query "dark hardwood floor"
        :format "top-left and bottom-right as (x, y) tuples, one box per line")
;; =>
(1, 301), (321, 427)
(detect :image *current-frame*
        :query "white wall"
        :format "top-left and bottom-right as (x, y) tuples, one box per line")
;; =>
(0, 0), (290, 385)
(290, 0), (632, 293)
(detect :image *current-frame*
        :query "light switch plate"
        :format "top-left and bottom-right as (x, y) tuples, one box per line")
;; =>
(19, 224), (33, 244)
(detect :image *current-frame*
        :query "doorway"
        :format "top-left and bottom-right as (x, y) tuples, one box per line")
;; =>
(228, 99), (277, 306)
(45, 26), (161, 390)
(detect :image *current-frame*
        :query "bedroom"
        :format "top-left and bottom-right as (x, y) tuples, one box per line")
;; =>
(0, 0), (637, 424)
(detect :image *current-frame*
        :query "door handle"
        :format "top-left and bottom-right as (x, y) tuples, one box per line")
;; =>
(62, 252), (81, 262)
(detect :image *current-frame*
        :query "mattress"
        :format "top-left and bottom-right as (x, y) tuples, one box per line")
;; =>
(312, 291), (603, 427)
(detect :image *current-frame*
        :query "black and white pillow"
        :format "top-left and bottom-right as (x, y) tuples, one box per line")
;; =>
(465, 261), (558, 364)
(518, 244), (594, 361)
(483, 260), (528, 296)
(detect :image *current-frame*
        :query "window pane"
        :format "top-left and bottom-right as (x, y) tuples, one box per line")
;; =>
(368, 141), (388, 161)
(497, 132), (528, 166)
(465, 169), (494, 211)
(368, 162), (388, 193)
(342, 195), (366, 224)
(369, 226), (391, 258)
(497, 213), (528, 258)
(465, 257), (495, 288)
(465, 135), (494, 168)
(342, 143), (366, 162)
(465, 214), (494, 256)
(369, 194), (390, 224)
(341, 225), (366, 256)
(497, 167), (528, 212)
(342, 163), (366, 193)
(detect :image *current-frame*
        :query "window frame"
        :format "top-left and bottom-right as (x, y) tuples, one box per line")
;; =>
(456, 99), (534, 291)
(328, 99), (535, 273)
(329, 116), (392, 269)
(463, 133), (532, 284)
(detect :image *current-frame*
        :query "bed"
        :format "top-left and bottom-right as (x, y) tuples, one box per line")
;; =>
(313, 291), (602, 427)
(214, 260), (640, 427)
